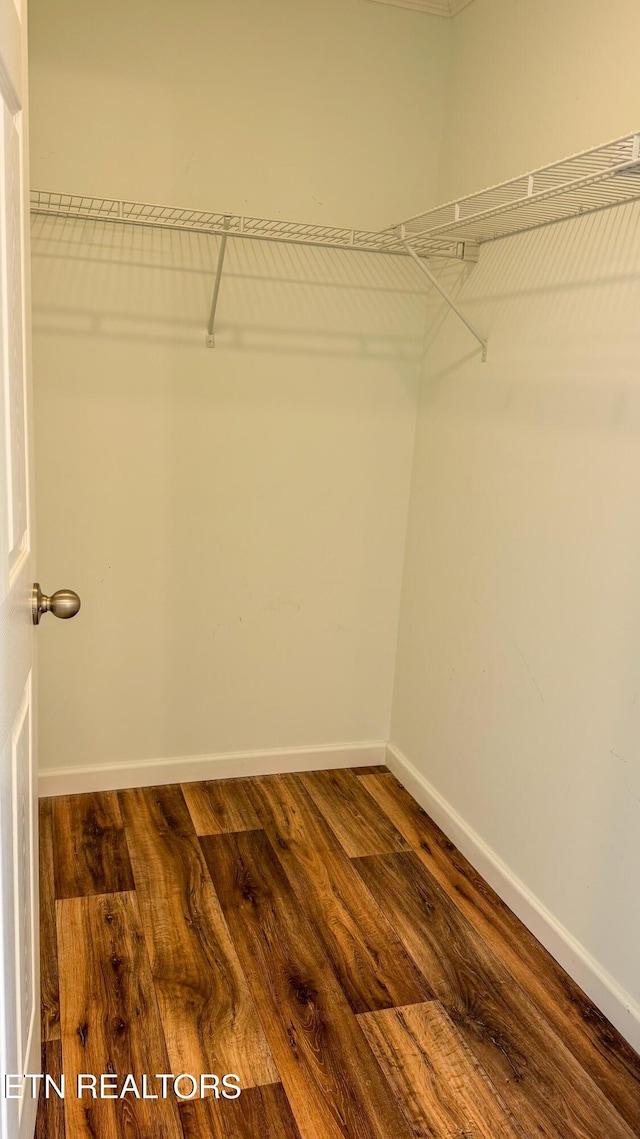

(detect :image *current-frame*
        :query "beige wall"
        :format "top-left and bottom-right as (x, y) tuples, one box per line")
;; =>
(32, 217), (424, 770)
(440, 0), (640, 201)
(29, 0), (450, 231)
(392, 0), (640, 1037)
(28, 0), (447, 772)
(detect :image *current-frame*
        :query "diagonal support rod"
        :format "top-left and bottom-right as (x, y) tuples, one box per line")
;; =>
(399, 231), (487, 362)
(206, 217), (231, 348)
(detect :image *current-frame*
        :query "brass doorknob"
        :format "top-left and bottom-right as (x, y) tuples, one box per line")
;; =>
(32, 583), (81, 625)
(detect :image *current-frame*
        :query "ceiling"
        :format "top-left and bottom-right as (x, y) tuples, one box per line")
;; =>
(366, 0), (475, 16)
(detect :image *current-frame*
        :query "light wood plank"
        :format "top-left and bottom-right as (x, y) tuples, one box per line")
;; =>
(181, 778), (261, 835)
(119, 784), (277, 1090)
(201, 828), (416, 1139)
(298, 769), (409, 857)
(57, 891), (182, 1139)
(52, 792), (134, 899)
(247, 773), (433, 1012)
(354, 851), (637, 1139)
(360, 772), (640, 1134)
(179, 1083), (303, 1139)
(39, 799), (60, 1041)
(359, 1002), (524, 1139)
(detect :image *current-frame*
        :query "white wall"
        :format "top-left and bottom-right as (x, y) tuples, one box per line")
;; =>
(28, 0), (448, 774)
(391, 0), (640, 1043)
(32, 217), (424, 773)
(29, 0), (450, 231)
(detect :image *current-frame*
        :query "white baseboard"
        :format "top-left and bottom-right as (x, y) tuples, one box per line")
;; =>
(38, 740), (387, 798)
(386, 742), (640, 1056)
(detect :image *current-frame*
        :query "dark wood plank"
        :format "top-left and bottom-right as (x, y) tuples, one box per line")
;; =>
(57, 890), (183, 1139)
(39, 799), (60, 1040)
(353, 765), (390, 776)
(246, 773), (433, 1013)
(200, 828), (416, 1139)
(358, 1002), (524, 1139)
(298, 769), (409, 857)
(35, 1040), (65, 1139)
(181, 777), (261, 835)
(360, 772), (640, 1134)
(179, 1083), (303, 1139)
(354, 851), (637, 1139)
(52, 791), (134, 899)
(119, 784), (277, 1089)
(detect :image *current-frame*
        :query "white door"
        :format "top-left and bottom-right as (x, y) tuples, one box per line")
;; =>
(0, 0), (40, 1136)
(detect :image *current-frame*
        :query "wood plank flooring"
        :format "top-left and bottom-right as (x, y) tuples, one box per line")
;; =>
(37, 767), (640, 1138)
(51, 792), (134, 900)
(360, 772), (640, 1127)
(118, 785), (277, 1089)
(179, 1083), (303, 1139)
(38, 799), (60, 1042)
(359, 1001), (524, 1139)
(57, 891), (183, 1138)
(245, 773), (432, 1013)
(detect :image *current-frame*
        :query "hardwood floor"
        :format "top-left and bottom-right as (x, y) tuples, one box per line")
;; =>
(358, 1001), (524, 1139)
(245, 773), (432, 1014)
(56, 891), (183, 1139)
(51, 792), (135, 900)
(118, 785), (277, 1089)
(38, 799), (60, 1043)
(36, 768), (640, 1138)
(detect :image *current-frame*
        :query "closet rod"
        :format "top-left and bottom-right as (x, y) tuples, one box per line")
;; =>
(399, 229), (487, 362)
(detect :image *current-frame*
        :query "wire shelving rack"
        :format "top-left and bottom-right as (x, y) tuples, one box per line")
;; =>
(31, 132), (640, 355)
(392, 132), (640, 252)
(29, 191), (464, 258)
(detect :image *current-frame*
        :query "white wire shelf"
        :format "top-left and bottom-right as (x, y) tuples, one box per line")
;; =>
(31, 132), (640, 258)
(29, 190), (466, 258)
(392, 131), (640, 251)
(30, 132), (640, 357)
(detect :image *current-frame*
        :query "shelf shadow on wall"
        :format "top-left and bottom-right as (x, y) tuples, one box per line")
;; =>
(30, 213), (429, 365)
(31, 305), (425, 363)
(32, 248), (428, 298)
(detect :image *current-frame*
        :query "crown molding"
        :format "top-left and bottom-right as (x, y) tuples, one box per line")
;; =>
(366, 0), (474, 16)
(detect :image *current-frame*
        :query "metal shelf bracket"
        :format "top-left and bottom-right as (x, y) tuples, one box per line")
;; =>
(206, 216), (231, 348)
(398, 228), (487, 362)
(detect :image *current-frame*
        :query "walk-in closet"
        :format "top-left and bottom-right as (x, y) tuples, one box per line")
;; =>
(0, 1), (639, 1136)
